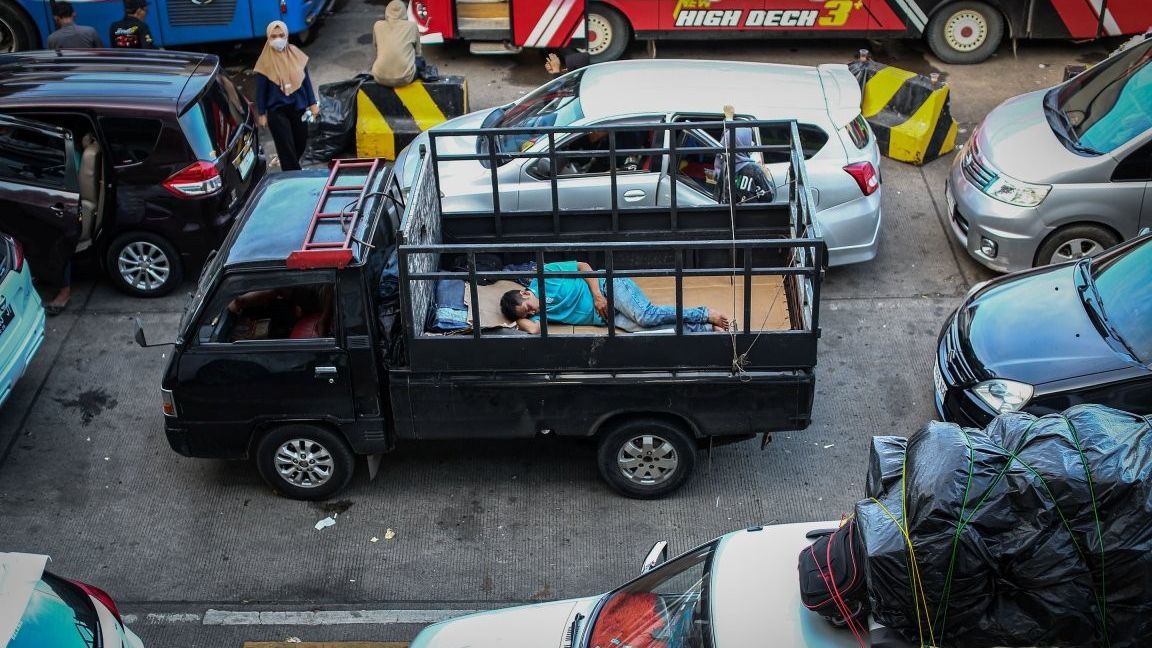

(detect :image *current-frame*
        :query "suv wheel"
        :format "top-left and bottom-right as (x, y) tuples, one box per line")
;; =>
(0, 3), (37, 53)
(926, 1), (1004, 64)
(256, 424), (355, 501)
(1035, 224), (1120, 267)
(597, 418), (696, 499)
(106, 232), (183, 297)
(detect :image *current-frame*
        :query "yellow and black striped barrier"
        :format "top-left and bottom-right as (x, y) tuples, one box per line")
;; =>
(850, 57), (957, 166)
(355, 77), (468, 160)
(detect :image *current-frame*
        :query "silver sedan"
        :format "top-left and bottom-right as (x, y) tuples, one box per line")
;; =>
(396, 59), (883, 266)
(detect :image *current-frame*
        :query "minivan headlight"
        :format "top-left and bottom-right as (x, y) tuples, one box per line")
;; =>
(972, 379), (1034, 414)
(982, 175), (1051, 207)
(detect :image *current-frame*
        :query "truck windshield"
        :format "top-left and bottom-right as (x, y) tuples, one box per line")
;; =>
(495, 70), (584, 154)
(1090, 237), (1152, 364)
(1051, 39), (1152, 154)
(587, 542), (715, 648)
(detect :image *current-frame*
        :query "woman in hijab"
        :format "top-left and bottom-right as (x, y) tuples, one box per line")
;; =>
(371, 0), (421, 87)
(254, 21), (318, 171)
(713, 126), (776, 205)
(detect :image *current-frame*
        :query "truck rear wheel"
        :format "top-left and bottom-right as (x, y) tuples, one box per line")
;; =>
(597, 419), (696, 499)
(256, 424), (355, 501)
(926, 1), (1004, 64)
(587, 4), (630, 63)
(0, 2), (37, 52)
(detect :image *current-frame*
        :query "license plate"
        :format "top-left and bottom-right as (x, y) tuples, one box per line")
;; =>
(0, 300), (14, 337)
(945, 183), (956, 217)
(235, 143), (255, 181)
(933, 358), (947, 400)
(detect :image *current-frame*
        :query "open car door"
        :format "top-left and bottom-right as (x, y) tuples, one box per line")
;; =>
(0, 113), (82, 247)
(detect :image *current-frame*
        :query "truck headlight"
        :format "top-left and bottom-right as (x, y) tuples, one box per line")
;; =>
(982, 174), (1051, 208)
(972, 379), (1033, 414)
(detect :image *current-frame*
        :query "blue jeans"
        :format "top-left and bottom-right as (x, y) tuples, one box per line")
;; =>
(605, 277), (711, 332)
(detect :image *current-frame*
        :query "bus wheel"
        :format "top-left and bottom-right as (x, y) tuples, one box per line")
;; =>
(0, 2), (37, 52)
(926, 1), (1004, 64)
(597, 418), (696, 499)
(256, 424), (355, 501)
(587, 4), (631, 63)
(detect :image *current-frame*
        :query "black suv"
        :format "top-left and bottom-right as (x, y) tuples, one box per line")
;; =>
(0, 50), (265, 297)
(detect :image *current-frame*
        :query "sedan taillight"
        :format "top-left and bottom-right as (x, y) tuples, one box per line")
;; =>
(163, 161), (223, 198)
(67, 579), (123, 624)
(9, 237), (24, 272)
(843, 161), (879, 196)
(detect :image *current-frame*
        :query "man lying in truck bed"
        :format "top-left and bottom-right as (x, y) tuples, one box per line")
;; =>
(499, 260), (731, 333)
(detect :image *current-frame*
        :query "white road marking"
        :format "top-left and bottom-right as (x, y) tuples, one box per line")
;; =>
(122, 609), (477, 626)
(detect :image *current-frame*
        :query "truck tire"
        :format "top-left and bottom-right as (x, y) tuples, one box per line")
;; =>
(0, 2), (37, 52)
(587, 4), (630, 63)
(597, 418), (696, 499)
(105, 232), (184, 298)
(925, 2), (1004, 64)
(1034, 224), (1120, 267)
(256, 424), (355, 501)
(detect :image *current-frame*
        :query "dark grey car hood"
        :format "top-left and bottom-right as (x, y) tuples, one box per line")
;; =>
(960, 264), (1130, 386)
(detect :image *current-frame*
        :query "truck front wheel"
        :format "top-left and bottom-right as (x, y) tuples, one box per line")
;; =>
(587, 5), (631, 63)
(597, 419), (696, 499)
(0, 2), (37, 52)
(256, 424), (355, 501)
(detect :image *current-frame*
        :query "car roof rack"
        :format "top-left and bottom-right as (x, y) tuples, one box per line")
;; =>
(286, 158), (384, 270)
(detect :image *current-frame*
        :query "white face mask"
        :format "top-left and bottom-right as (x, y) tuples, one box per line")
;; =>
(270, 37), (287, 51)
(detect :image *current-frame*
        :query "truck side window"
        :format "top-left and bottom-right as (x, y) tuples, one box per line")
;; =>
(198, 282), (336, 344)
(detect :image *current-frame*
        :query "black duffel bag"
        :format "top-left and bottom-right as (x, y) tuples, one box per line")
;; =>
(798, 517), (870, 631)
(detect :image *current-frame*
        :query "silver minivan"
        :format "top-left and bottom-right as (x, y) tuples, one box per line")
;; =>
(946, 36), (1152, 273)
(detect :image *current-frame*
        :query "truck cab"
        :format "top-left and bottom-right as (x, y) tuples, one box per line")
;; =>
(155, 121), (825, 501)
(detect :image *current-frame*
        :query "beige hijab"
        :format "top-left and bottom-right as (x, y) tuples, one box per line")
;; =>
(253, 21), (309, 95)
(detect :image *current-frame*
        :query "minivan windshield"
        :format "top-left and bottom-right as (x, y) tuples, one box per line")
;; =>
(1090, 237), (1152, 363)
(588, 542), (715, 648)
(1051, 40), (1152, 154)
(494, 70), (584, 155)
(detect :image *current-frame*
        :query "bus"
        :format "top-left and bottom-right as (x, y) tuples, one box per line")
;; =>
(0, 0), (328, 51)
(410, 0), (1150, 64)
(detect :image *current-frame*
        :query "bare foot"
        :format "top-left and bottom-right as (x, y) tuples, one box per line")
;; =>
(707, 309), (730, 332)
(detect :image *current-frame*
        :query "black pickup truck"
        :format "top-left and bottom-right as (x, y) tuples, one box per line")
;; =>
(143, 120), (826, 500)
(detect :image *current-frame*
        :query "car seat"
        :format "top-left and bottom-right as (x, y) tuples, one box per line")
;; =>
(77, 133), (103, 248)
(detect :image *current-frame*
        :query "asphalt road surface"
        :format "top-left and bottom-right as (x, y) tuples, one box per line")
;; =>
(0, 5), (1121, 646)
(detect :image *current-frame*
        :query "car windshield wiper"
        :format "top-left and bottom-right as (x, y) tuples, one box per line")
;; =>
(566, 612), (585, 648)
(1076, 258), (1142, 362)
(1043, 102), (1100, 155)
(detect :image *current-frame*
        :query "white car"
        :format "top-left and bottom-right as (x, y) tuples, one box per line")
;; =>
(410, 520), (861, 648)
(0, 552), (144, 648)
(395, 60), (883, 266)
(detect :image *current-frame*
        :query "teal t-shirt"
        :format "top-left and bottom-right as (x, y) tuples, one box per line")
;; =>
(527, 261), (604, 326)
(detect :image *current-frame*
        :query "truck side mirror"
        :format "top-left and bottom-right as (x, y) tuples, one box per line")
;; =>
(134, 317), (148, 348)
(640, 540), (668, 574)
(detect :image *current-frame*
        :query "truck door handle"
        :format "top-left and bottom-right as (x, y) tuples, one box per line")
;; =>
(314, 366), (337, 382)
(623, 189), (646, 202)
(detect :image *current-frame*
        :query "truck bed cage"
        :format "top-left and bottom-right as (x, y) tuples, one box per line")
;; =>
(286, 158), (386, 270)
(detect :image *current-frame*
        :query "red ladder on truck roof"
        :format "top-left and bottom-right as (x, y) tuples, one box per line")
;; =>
(286, 158), (384, 270)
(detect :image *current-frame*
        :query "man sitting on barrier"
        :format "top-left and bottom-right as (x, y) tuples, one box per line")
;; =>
(500, 260), (730, 334)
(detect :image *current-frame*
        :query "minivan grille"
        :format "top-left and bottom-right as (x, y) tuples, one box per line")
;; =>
(961, 139), (999, 189)
(167, 0), (237, 27)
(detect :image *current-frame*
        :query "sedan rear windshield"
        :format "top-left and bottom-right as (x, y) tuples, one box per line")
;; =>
(9, 575), (99, 648)
(1050, 40), (1152, 154)
(181, 75), (249, 160)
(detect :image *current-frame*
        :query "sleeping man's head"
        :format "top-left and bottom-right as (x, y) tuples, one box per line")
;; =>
(500, 288), (540, 321)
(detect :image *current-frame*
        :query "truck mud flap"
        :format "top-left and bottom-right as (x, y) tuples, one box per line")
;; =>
(849, 54), (958, 166)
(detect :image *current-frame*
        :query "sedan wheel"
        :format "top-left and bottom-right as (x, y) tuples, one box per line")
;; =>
(597, 419), (696, 499)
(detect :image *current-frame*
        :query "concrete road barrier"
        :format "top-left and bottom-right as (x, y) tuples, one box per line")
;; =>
(355, 77), (468, 160)
(849, 54), (958, 166)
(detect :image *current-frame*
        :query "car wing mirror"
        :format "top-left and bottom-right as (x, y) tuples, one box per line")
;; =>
(534, 157), (554, 179)
(133, 317), (174, 348)
(640, 541), (668, 575)
(1140, 227), (1151, 237)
